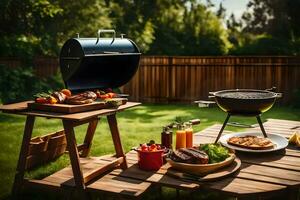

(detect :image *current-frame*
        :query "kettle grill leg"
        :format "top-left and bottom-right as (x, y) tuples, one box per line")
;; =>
(256, 115), (268, 138)
(215, 113), (231, 143)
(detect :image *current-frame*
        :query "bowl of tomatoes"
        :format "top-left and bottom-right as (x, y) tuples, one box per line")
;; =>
(135, 141), (168, 171)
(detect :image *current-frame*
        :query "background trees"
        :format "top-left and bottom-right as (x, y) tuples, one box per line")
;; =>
(0, 0), (299, 57)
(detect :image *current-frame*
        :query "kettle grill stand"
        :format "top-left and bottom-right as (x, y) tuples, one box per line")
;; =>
(214, 113), (268, 143)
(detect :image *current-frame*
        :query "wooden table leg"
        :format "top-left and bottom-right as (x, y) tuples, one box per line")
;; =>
(62, 120), (85, 190)
(107, 114), (128, 169)
(12, 115), (35, 198)
(80, 118), (99, 157)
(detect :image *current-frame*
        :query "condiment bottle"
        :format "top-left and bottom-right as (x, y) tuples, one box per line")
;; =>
(185, 122), (193, 148)
(176, 124), (186, 149)
(161, 126), (173, 149)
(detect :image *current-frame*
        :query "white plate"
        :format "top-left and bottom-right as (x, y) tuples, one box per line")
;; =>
(219, 132), (288, 153)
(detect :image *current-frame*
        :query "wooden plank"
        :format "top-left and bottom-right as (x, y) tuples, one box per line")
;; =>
(0, 101), (31, 112)
(204, 176), (286, 197)
(3, 102), (141, 121)
(87, 174), (151, 198)
(238, 163), (300, 186)
(107, 114), (128, 169)
(62, 120), (85, 189)
(82, 157), (123, 183)
(80, 118), (99, 157)
(109, 167), (199, 190)
(12, 116), (35, 197)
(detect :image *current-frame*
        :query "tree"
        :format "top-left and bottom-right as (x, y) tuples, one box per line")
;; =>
(0, 0), (112, 58)
(242, 0), (300, 39)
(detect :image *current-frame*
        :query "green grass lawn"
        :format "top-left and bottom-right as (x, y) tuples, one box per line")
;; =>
(0, 104), (299, 199)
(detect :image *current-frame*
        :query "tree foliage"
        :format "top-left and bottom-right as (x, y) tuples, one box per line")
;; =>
(0, 0), (230, 57)
(228, 0), (300, 55)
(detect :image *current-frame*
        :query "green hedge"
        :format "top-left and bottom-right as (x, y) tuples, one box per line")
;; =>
(0, 65), (64, 104)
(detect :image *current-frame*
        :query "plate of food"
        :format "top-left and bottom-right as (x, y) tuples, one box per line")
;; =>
(166, 144), (236, 175)
(219, 132), (288, 152)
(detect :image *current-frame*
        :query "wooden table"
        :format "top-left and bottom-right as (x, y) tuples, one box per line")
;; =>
(79, 119), (299, 200)
(0, 101), (141, 199)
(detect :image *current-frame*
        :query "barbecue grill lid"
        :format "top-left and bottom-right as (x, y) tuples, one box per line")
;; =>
(59, 29), (141, 91)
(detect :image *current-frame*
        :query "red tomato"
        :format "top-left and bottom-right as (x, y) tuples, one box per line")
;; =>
(100, 94), (110, 99)
(149, 144), (157, 151)
(35, 97), (48, 104)
(156, 144), (161, 150)
(107, 92), (116, 98)
(141, 143), (148, 151)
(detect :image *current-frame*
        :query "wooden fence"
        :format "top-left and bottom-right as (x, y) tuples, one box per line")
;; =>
(123, 56), (300, 104)
(1, 56), (299, 104)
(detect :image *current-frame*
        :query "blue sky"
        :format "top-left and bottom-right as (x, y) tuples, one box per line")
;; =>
(201, 0), (249, 19)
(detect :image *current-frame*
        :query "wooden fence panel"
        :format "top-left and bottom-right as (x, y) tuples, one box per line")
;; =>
(123, 56), (300, 104)
(1, 56), (299, 104)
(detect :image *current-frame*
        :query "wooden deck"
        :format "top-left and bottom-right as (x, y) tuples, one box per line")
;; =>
(24, 118), (300, 199)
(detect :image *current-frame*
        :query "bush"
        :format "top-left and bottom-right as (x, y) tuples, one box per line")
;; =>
(0, 65), (64, 104)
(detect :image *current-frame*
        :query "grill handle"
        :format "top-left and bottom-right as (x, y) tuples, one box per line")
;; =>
(208, 91), (216, 98)
(96, 29), (116, 44)
(274, 93), (282, 98)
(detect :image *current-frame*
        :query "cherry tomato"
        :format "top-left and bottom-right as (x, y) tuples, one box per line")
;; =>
(100, 94), (110, 99)
(149, 144), (157, 151)
(35, 97), (48, 104)
(141, 143), (148, 151)
(107, 92), (116, 98)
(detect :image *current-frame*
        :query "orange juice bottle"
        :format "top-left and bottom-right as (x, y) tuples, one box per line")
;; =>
(185, 122), (193, 148)
(176, 124), (186, 149)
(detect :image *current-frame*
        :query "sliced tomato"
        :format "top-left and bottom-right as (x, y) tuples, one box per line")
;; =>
(107, 92), (116, 98)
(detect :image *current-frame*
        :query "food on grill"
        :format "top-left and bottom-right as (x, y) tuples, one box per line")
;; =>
(199, 143), (230, 164)
(227, 135), (274, 150)
(34, 92), (58, 104)
(219, 91), (273, 99)
(51, 91), (67, 103)
(65, 91), (97, 105)
(169, 148), (209, 164)
(61, 89), (72, 97)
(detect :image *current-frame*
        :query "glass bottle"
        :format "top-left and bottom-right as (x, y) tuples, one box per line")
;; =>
(161, 126), (173, 149)
(176, 124), (186, 149)
(185, 122), (193, 148)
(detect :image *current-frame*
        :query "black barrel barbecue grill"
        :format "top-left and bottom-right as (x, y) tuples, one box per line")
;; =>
(209, 89), (282, 143)
(60, 29), (141, 91)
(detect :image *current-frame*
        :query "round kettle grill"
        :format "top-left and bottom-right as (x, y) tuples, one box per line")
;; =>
(59, 29), (141, 91)
(209, 88), (282, 143)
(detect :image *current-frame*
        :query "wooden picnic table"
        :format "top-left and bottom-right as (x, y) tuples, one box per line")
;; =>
(0, 101), (141, 199)
(80, 119), (300, 200)
(1, 100), (300, 199)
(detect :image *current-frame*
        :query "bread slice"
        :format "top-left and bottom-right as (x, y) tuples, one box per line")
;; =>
(227, 135), (274, 150)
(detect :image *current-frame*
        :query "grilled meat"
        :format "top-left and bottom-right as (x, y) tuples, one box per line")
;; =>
(66, 91), (97, 105)
(227, 135), (274, 150)
(169, 148), (209, 164)
(169, 150), (194, 163)
(52, 91), (67, 103)
(184, 148), (209, 164)
(178, 148), (209, 164)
